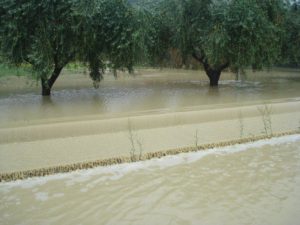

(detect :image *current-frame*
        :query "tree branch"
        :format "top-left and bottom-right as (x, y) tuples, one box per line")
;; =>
(218, 62), (230, 71)
(192, 52), (205, 64)
(192, 51), (211, 73)
(48, 66), (63, 88)
(23, 57), (34, 65)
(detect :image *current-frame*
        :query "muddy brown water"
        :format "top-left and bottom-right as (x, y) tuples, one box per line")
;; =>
(0, 69), (300, 127)
(0, 135), (300, 225)
(1, 69), (300, 224)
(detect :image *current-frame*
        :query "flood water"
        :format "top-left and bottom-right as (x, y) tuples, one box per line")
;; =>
(1, 69), (300, 127)
(1, 69), (300, 224)
(1, 135), (300, 225)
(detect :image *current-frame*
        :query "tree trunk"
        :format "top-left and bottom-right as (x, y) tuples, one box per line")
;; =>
(41, 78), (51, 96)
(207, 70), (221, 87)
(192, 52), (229, 87)
(41, 66), (63, 96)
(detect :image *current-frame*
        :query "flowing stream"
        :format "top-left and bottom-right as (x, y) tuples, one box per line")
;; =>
(1, 135), (300, 225)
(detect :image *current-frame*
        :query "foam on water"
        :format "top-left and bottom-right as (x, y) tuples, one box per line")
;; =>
(35, 192), (49, 201)
(1, 134), (300, 192)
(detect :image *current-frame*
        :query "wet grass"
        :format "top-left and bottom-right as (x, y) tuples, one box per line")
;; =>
(0, 63), (31, 78)
(0, 63), (86, 78)
(64, 63), (88, 75)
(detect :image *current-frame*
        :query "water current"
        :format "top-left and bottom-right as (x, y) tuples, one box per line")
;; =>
(1, 135), (300, 225)
(1, 69), (300, 224)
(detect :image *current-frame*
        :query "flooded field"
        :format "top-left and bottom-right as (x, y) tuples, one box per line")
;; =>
(1, 135), (300, 225)
(0, 68), (300, 127)
(0, 68), (300, 224)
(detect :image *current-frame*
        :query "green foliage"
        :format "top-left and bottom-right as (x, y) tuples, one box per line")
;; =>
(206, 0), (284, 69)
(128, 0), (163, 8)
(1, 0), (299, 94)
(76, 0), (135, 77)
(0, 64), (30, 77)
(0, 0), (135, 93)
(131, 1), (172, 66)
(168, 0), (284, 70)
(133, 0), (300, 69)
(281, 1), (300, 66)
(190, 0), (281, 68)
(0, 0), (79, 78)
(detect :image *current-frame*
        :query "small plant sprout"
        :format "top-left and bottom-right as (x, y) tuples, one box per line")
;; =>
(127, 118), (143, 161)
(238, 110), (244, 139)
(257, 104), (273, 136)
(128, 119), (136, 161)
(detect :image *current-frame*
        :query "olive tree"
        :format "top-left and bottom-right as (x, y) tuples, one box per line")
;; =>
(0, 0), (135, 95)
(148, 0), (286, 86)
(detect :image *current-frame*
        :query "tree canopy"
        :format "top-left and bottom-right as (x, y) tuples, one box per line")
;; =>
(142, 0), (288, 86)
(0, 0), (135, 95)
(281, 0), (300, 66)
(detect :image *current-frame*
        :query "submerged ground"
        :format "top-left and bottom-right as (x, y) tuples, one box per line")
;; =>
(0, 68), (300, 224)
(0, 68), (299, 174)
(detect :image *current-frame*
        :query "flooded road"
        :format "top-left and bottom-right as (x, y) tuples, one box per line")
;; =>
(1, 69), (300, 127)
(1, 135), (300, 225)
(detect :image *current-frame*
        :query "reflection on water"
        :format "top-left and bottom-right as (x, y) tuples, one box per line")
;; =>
(1, 135), (300, 225)
(206, 86), (220, 98)
(0, 69), (300, 126)
(41, 96), (54, 106)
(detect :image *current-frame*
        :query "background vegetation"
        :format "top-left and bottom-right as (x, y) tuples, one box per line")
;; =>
(0, 0), (299, 95)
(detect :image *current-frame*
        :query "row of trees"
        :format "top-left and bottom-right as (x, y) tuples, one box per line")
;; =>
(0, 0), (299, 95)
